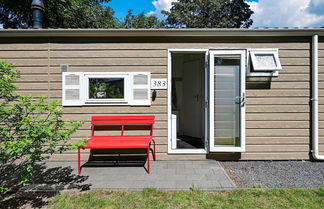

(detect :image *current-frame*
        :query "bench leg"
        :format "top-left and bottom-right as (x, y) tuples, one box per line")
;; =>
(147, 146), (150, 174)
(78, 147), (81, 174)
(151, 139), (156, 161)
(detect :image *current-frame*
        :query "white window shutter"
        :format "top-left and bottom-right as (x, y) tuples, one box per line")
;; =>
(62, 72), (84, 106)
(130, 72), (151, 106)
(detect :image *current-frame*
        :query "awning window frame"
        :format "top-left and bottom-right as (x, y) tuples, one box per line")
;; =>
(247, 48), (282, 77)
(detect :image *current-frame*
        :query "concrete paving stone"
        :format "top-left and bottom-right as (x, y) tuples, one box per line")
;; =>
(155, 162), (170, 167)
(197, 180), (222, 189)
(202, 168), (214, 174)
(168, 161), (186, 164)
(197, 171), (212, 175)
(182, 161), (194, 164)
(204, 173), (217, 181)
(175, 180), (194, 189)
(140, 176), (163, 182)
(175, 168), (198, 175)
(190, 165), (210, 170)
(155, 181), (177, 189)
(135, 176), (153, 181)
(154, 161), (168, 165)
(27, 161), (236, 191)
(184, 164), (199, 169)
(131, 180), (156, 188)
(154, 168), (171, 173)
(158, 174), (186, 181)
(219, 180), (235, 188)
(155, 169), (176, 175)
(108, 182), (136, 189)
(188, 176), (205, 181)
(172, 176), (189, 182)
(217, 175), (235, 188)
(167, 164), (185, 170)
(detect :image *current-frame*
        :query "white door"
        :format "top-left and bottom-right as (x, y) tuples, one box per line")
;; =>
(182, 60), (203, 138)
(209, 50), (246, 152)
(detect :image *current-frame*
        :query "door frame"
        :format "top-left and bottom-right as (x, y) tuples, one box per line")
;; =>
(209, 50), (246, 152)
(167, 49), (208, 154)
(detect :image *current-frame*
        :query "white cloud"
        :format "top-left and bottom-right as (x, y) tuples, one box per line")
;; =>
(248, 0), (324, 27)
(148, 0), (177, 18)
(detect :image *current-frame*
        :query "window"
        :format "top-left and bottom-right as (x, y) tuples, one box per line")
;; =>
(247, 48), (282, 77)
(88, 78), (124, 99)
(62, 72), (151, 106)
(84, 73), (130, 104)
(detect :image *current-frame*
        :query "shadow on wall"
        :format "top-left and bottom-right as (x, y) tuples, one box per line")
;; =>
(206, 153), (241, 160)
(0, 163), (91, 208)
(246, 77), (272, 90)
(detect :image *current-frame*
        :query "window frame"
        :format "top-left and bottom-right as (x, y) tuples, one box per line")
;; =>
(84, 72), (131, 104)
(247, 48), (282, 77)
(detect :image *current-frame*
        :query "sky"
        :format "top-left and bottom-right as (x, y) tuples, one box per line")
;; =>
(108, 0), (324, 27)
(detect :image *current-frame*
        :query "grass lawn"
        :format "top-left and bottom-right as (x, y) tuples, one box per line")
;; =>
(48, 188), (324, 209)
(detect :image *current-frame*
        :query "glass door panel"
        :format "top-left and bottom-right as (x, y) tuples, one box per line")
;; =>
(209, 51), (245, 152)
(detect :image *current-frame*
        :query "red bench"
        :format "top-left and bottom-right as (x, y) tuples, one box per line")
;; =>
(78, 115), (156, 174)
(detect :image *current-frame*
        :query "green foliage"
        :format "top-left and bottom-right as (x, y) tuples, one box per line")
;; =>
(0, 60), (84, 192)
(163, 0), (253, 28)
(0, 62), (19, 100)
(0, 0), (254, 29)
(44, 0), (116, 29)
(121, 10), (165, 29)
(49, 188), (324, 209)
(0, 0), (116, 28)
(0, 0), (32, 28)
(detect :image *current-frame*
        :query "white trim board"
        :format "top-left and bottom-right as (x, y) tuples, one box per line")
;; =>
(167, 49), (208, 154)
(208, 50), (246, 152)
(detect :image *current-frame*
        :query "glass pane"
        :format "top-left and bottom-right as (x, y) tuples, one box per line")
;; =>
(254, 54), (277, 69)
(89, 78), (124, 99)
(214, 56), (240, 147)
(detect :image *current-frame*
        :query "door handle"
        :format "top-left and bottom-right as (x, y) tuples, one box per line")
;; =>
(193, 95), (199, 102)
(241, 93), (246, 107)
(235, 93), (246, 107)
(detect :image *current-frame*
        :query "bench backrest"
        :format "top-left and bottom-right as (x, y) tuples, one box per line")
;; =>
(91, 115), (155, 136)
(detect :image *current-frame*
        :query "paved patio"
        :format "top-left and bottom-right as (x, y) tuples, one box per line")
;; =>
(26, 161), (236, 191)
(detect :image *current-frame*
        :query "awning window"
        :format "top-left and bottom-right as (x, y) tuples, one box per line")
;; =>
(247, 48), (282, 76)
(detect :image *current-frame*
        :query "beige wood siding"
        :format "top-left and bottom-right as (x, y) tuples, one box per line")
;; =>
(0, 38), (50, 99)
(0, 36), (313, 161)
(244, 39), (311, 160)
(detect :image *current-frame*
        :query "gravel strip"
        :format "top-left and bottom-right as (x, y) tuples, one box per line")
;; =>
(221, 161), (324, 188)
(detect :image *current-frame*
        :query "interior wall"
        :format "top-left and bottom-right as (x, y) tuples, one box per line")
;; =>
(171, 54), (183, 135)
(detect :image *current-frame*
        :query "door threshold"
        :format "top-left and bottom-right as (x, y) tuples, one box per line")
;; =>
(168, 149), (207, 154)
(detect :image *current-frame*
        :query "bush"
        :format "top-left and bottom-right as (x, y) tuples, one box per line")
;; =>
(0, 61), (84, 193)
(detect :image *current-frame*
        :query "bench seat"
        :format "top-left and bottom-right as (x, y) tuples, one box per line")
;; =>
(84, 136), (153, 149)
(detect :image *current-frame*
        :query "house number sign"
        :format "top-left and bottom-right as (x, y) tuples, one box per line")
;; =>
(151, 78), (167, 89)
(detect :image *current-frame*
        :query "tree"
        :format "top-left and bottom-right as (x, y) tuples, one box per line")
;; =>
(0, 61), (84, 192)
(162, 0), (253, 28)
(121, 10), (164, 29)
(0, 0), (117, 28)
